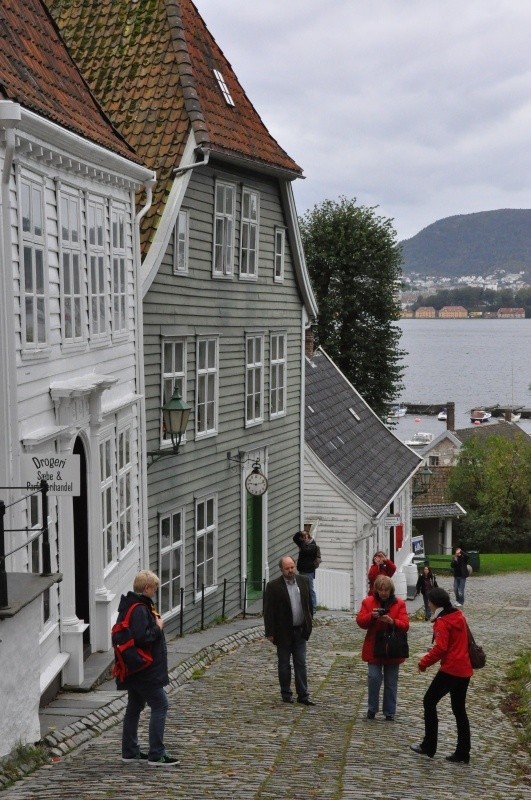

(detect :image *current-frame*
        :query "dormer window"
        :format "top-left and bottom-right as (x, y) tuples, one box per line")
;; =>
(213, 69), (235, 106)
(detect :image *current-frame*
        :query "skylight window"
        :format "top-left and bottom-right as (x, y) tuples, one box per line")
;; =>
(349, 408), (361, 421)
(213, 69), (235, 106)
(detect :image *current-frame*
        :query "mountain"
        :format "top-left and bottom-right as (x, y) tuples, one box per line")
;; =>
(400, 209), (531, 277)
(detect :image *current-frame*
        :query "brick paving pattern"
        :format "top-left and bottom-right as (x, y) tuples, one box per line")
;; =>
(1, 572), (530, 799)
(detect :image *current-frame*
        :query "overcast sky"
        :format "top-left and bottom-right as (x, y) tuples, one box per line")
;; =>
(194, 0), (531, 241)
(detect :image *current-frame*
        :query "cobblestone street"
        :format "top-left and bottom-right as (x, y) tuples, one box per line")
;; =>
(2, 573), (530, 800)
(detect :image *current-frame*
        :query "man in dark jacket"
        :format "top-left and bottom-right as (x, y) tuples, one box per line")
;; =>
(450, 547), (469, 606)
(293, 529), (321, 615)
(264, 556), (315, 705)
(116, 570), (178, 766)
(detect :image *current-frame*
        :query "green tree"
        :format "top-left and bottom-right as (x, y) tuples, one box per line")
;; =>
(299, 197), (404, 416)
(446, 433), (531, 551)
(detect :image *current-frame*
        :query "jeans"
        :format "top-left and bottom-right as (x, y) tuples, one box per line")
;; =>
(422, 595), (431, 620)
(453, 577), (467, 605)
(122, 684), (169, 760)
(367, 662), (400, 717)
(276, 627), (309, 700)
(300, 571), (317, 614)
(421, 670), (470, 758)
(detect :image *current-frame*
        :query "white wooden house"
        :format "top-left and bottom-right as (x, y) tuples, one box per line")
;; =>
(0, 0), (154, 756)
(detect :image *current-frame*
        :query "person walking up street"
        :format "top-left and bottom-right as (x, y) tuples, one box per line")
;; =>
(356, 574), (409, 721)
(451, 547), (469, 606)
(410, 587), (473, 764)
(116, 570), (179, 767)
(415, 564), (438, 620)
(293, 528), (321, 615)
(264, 555), (315, 706)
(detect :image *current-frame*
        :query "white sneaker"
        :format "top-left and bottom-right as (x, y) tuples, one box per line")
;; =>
(454, 602), (462, 607)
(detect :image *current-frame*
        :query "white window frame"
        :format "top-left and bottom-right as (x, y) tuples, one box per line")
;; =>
(87, 196), (109, 342)
(245, 334), (264, 426)
(274, 227), (286, 283)
(173, 209), (189, 274)
(195, 494), (217, 598)
(101, 422), (135, 569)
(58, 187), (84, 345)
(100, 435), (116, 569)
(196, 337), (218, 438)
(111, 204), (128, 335)
(27, 492), (52, 626)
(117, 427), (132, 551)
(161, 339), (187, 448)
(19, 172), (48, 351)
(159, 508), (185, 615)
(239, 187), (259, 279)
(213, 181), (235, 277)
(270, 332), (287, 418)
(213, 69), (235, 106)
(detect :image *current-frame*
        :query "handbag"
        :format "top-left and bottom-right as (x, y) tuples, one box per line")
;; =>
(466, 623), (486, 669)
(373, 627), (409, 659)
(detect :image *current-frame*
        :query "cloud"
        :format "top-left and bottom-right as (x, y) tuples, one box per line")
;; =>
(195, 0), (531, 239)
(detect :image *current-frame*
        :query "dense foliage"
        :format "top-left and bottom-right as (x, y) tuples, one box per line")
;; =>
(401, 209), (531, 279)
(446, 433), (531, 552)
(411, 285), (531, 316)
(299, 197), (404, 417)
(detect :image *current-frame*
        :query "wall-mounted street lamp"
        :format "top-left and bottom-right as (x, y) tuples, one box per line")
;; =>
(412, 464), (433, 497)
(147, 388), (191, 468)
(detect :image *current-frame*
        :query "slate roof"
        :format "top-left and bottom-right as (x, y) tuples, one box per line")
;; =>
(412, 503), (466, 520)
(454, 422), (531, 445)
(0, 0), (138, 162)
(305, 349), (421, 517)
(45, 0), (302, 251)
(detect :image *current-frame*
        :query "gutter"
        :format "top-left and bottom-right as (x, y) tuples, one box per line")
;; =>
(173, 146), (210, 175)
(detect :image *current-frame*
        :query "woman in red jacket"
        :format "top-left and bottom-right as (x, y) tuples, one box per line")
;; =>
(356, 574), (409, 721)
(367, 551), (396, 595)
(410, 587), (473, 763)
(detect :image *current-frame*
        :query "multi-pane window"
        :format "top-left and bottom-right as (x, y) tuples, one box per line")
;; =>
(117, 429), (132, 551)
(195, 496), (216, 595)
(162, 340), (187, 445)
(274, 227), (285, 282)
(213, 182), (235, 276)
(27, 493), (50, 624)
(88, 198), (107, 340)
(246, 335), (264, 425)
(240, 188), (259, 278)
(59, 190), (83, 342)
(100, 438), (114, 567)
(173, 210), (189, 274)
(20, 176), (46, 348)
(270, 333), (287, 418)
(196, 338), (218, 437)
(111, 206), (127, 334)
(159, 509), (184, 614)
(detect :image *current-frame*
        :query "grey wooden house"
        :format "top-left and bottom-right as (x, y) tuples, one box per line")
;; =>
(48, 0), (318, 633)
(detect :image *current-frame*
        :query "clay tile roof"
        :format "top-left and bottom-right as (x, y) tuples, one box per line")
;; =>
(45, 0), (302, 252)
(0, 0), (138, 163)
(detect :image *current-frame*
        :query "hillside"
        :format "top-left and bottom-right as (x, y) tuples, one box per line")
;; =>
(400, 209), (531, 277)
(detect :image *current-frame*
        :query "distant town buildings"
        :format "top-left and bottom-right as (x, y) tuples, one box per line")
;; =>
(438, 305), (468, 318)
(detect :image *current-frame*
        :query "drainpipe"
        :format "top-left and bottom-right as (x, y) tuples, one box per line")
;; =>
(134, 175), (156, 567)
(173, 146), (210, 175)
(0, 102), (22, 514)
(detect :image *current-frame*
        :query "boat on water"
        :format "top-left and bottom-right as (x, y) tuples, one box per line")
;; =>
(470, 409), (492, 423)
(388, 404), (407, 419)
(437, 408), (447, 421)
(404, 431), (434, 447)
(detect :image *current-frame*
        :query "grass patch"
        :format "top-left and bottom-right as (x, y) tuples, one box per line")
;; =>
(191, 667), (206, 680)
(422, 553), (531, 575)
(500, 650), (531, 752)
(0, 742), (50, 786)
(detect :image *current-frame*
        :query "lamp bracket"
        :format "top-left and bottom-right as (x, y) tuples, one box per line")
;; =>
(227, 451), (261, 469)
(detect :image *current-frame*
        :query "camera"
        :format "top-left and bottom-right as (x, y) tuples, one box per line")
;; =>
(375, 608), (386, 616)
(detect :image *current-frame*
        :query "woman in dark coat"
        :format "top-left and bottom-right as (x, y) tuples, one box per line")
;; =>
(415, 564), (438, 620)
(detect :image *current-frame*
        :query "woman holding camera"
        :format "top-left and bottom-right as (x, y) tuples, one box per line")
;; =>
(367, 551), (396, 595)
(356, 575), (409, 721)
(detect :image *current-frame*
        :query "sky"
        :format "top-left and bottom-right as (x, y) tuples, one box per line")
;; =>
(193, 0), (531, 242)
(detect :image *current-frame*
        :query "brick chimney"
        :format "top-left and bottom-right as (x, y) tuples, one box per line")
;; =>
(305, 328), (315, 359)
(446, 402), (455, 431)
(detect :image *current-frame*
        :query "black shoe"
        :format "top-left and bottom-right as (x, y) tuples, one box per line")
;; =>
(366, 711), (376, 719)
(282, 696), (294, 703)
(446, 753), (470, 764)
(385, 715), (394, 721)
(297, 698), (316, 706)
(410, 744), (433, 758)
(147, 754), (180, 767)
(122, 751), (149, 763)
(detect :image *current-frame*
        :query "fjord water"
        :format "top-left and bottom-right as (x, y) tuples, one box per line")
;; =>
(393, 318), (531, 440)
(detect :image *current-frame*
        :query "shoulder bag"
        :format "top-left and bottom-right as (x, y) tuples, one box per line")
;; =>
(373, 627), (409, 659)
(466, 623), (486, 669)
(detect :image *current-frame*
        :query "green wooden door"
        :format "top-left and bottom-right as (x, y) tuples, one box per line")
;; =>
(246, 494), (263, 600)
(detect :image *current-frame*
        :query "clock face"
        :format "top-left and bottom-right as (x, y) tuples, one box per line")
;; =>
(245, 470), (268, 496)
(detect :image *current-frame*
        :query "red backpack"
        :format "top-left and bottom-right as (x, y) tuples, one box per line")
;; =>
(111, 602), (154, 682)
